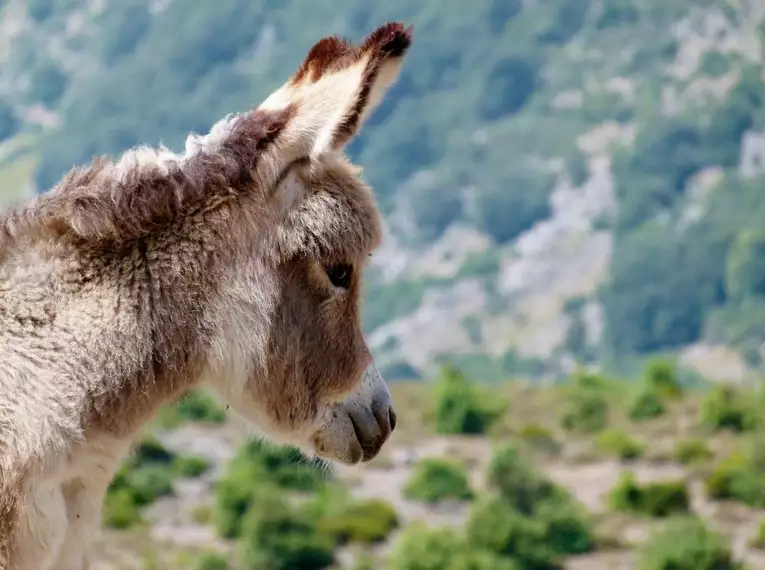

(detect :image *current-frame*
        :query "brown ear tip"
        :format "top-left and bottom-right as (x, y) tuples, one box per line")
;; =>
(365, 21), (414, 58)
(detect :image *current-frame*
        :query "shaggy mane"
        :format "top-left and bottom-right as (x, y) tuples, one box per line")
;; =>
(0, 106), (293, 257)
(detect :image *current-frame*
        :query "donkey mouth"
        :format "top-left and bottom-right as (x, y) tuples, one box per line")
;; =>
(311, 365), (397, 465)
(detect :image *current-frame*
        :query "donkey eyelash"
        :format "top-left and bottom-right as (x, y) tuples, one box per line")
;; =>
(324, 263), (352, 289)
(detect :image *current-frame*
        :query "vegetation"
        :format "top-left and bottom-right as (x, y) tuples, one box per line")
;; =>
(156, 389), (228, 428)
(239, 492), (335, 570)
(316, 498), (399, 545)
(705, 442), (765, 507)
(560, 380), (609, 433)
(674, 438), (715, 466)
(609, 472), (691, 518)
(102, 436), (179, 529)
(196, 551), (229, 570)
(403, 457), (474, 503)
(699, 385), (758, 433)
(214, 439), (327, 538)
(94, 359), (765, 567)
(595, 429), (645, 461)
(637, 517), (741, 570)
(431, 364), (505, 435)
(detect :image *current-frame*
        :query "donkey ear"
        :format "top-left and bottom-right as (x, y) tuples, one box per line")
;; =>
(257, 22), (413, 165)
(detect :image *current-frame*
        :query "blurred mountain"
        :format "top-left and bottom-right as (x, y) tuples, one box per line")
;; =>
(1, 0), (765, 383)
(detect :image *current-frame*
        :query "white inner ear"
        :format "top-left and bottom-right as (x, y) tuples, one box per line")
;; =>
(272, 166), (306, 215)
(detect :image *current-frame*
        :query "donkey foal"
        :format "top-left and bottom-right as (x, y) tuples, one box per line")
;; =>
(0, 22), (413, 570)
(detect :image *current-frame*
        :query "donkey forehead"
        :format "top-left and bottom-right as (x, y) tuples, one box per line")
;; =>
(276, 153), (383, 263)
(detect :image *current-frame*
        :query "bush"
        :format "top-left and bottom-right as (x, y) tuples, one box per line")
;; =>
(126, 465), (175, 506)
(132, 435), (175, 465)
(595, 429), (645, 461)
(516, 422), (561, 455)
(102, 435), (180, 528)
(158, 389), (227, 428)
(236, 439), (327, 492)
(466, 493), (593, 569)
(487, 445), (560, 514)
(467, 444), (594, 567)
(214, 440), (328, 538)
(642, 358), (681, 397)
(609, 472), (691, 518)
(644, 358), (683, 399)
(316, 498), (398, 544)
(388, 523), (520, 570)
(403, 458), (474, 503)
(196, 551), (229, 570)
(674, 438), (714, 466)
(431, 364), (506, 435)
(638, 517), (741, 570)
(240, 493), (335, 570)
(699, 385), (758, 433)
(705, 448), (765, 507)
(560, 390), (609, 433)
(174, 454), (211, 478)
(102, 488), (142, 529)
(628, 388), (666, 421)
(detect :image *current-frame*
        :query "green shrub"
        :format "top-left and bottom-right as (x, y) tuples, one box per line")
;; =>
(102, 488), (142, 529)
(158, 389), (227, 428)
(638, 516), (741, 570)
(674, 438), (714, 466)
(317, 498), (398, 544)
(126, 465), (175, 506)
(240, 493), (335, 570)
(516, 422), (561, 454)
(196, 551), (229, 570)
(466, 493), (593, 569)
(403, 458), (474, 503)
(467, 444), (594, 567)
(236, 439), (327, 492)
(387, 523), (520, 570)
(214, 440), (328, 538)
(174, 454), (211, 478)
(595, 429), (645, 461)
(431, 364), (506, 435)
(102, 435), (180, 528)
(644, 358), (683, 399)
(609, 472), (690, 518)
(628, 389), (666, 421)
(699, 385), (758, 433)
(487, 445), (560, 513)
(705, 449), (765, 507)
(132, 435), (175, 465)
(560, 390), (609, 433)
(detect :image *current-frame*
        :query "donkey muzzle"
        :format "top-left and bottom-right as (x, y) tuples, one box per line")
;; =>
(312, 362), (396, 464)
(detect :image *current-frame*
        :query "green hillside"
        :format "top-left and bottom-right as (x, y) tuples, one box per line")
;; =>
(1, 0), (765, 381)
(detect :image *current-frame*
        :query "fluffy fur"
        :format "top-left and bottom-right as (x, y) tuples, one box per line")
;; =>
(0, 22), (412, 570)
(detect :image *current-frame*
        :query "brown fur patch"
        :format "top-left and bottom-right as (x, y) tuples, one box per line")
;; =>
(0, 106), (294, 256)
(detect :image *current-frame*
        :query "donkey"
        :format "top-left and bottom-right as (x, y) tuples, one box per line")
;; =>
(0, 22), (413, 570)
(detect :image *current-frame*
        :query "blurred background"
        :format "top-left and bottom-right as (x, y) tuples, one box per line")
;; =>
(2, 0), (765, 569)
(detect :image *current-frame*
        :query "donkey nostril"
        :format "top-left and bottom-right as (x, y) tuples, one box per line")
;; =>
(389, 408), (397, 432)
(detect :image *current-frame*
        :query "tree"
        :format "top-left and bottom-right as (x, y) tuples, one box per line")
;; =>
(725, 228), (765, 303)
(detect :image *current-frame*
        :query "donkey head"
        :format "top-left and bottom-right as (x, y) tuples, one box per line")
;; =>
(203, 23), (413, 465)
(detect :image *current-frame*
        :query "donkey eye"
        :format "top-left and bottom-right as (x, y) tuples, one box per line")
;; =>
(324, 264), (352, 289)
